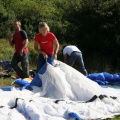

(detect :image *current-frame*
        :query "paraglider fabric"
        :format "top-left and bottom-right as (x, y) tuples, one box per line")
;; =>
(1, 60), (120, 120)
(88, 72), (120, 85)
(13, 78), (32, 87)
(0, 60), (11, 70)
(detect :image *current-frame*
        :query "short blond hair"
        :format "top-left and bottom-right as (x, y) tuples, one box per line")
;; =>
(39, 22), (50, 33)
(14, 20), (21, 26)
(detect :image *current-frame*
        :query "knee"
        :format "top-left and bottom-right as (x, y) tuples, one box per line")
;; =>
(24, 60), (29, 65)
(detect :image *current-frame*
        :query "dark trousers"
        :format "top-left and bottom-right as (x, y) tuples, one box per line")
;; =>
(37, 54), (53, 72)
(11, 52), (29, 78)
(67, 51), (88, 76)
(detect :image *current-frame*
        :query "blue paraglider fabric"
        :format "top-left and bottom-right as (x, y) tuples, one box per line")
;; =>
(87, 72), (120, 85)
(29, 57), (53, 88)
(29, 62), (47, 87)
(14, 78), (31, 87)
(0, 86), (21, 91)
(0, 60), (11, 70)
(68, 112), (81, 120)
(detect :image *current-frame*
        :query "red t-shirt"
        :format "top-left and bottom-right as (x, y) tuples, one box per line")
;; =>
(34, 32), (56, 55)
(13, 30), (29, 53)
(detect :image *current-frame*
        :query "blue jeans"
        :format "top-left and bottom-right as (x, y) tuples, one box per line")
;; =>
(37, 54), (53, 72)
(11, 52), (29, 78)
(67, 51), (88, 76)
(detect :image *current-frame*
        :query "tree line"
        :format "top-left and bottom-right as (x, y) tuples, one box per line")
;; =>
(0, 0), (120, 72)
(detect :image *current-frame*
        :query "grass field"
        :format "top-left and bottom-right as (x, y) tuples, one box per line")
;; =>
(112, 117), (120, 120)
(0, 39), (120, 120)
(0, 78), (14, 87)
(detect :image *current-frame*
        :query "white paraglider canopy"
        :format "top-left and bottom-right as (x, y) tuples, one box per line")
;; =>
(0, 60), (120, 120)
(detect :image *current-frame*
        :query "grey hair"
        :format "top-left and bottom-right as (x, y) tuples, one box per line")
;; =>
(39, 22), (50, 33)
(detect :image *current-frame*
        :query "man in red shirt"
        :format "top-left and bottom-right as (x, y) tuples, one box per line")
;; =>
(34, 22), (59, 72)
(8, 21), (29, 78)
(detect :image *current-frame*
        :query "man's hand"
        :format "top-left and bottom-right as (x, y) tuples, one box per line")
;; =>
(54, 53), (57, 60)
(19, 49), (23, 56)
(42, 51), (48, 59)
(8, 34), (13, 40)
(8, 34), (14, 46)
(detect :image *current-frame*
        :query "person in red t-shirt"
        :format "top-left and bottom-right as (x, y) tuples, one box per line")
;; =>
(34, 22), (59, 72)
(8, 21), (29, 78)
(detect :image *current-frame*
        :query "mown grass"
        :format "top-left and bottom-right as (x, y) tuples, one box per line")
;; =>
(111, 116), (120, 120)
(0, 39), (14, 60)
(0, 78), (14, 87)
(0, 39), (38, 65)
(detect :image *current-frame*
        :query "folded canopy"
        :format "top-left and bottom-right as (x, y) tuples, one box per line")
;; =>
(1, 60), (120, 119)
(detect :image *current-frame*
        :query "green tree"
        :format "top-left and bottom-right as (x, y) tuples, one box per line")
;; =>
(0, 1), (16, 38)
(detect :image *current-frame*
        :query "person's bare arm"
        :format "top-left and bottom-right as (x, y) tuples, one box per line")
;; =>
(8, 34), (14, 47)
(64, 54), (74, 66)
(34, 41), (48, 58)
(64, 54), (67, 63)
(53, 38), (59, 59)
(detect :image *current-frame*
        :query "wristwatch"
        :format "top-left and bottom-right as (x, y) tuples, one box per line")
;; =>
(55, 52), (58, 54)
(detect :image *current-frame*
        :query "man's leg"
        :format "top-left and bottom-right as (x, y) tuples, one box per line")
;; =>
(11, 53), (24, 78)
(76, 52), (88, 76)
(37, 54), (46, 72)
(67, 52), (78, 66)
(21, 52), (29, 78)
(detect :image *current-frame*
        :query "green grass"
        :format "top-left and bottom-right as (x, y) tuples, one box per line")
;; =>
(0, 78), (14, 87)
(0, 39), (14, 60)
(103, 116), (120, 120)
(109, 116), (120, 120)
(0, 38), (38, 66)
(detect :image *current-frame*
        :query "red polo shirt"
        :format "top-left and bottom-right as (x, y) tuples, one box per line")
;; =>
(34, 32), (56, 55)
(13, 30), (29, 53)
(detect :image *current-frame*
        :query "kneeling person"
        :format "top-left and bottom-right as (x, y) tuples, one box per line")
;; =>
(63, 45), (88, 76)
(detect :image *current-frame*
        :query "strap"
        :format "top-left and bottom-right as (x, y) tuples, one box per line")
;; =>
(85, 95), (98, 103)
(54, 94), (118, 104)
(0, 106), (4, 108)
(54, 100), (66, 104)
(10, 98), (23, 109)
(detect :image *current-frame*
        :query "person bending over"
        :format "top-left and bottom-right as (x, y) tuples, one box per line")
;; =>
(8, 21), (29, 78)
(34, 22), (59, 72)
(63, 45), (88, 76)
